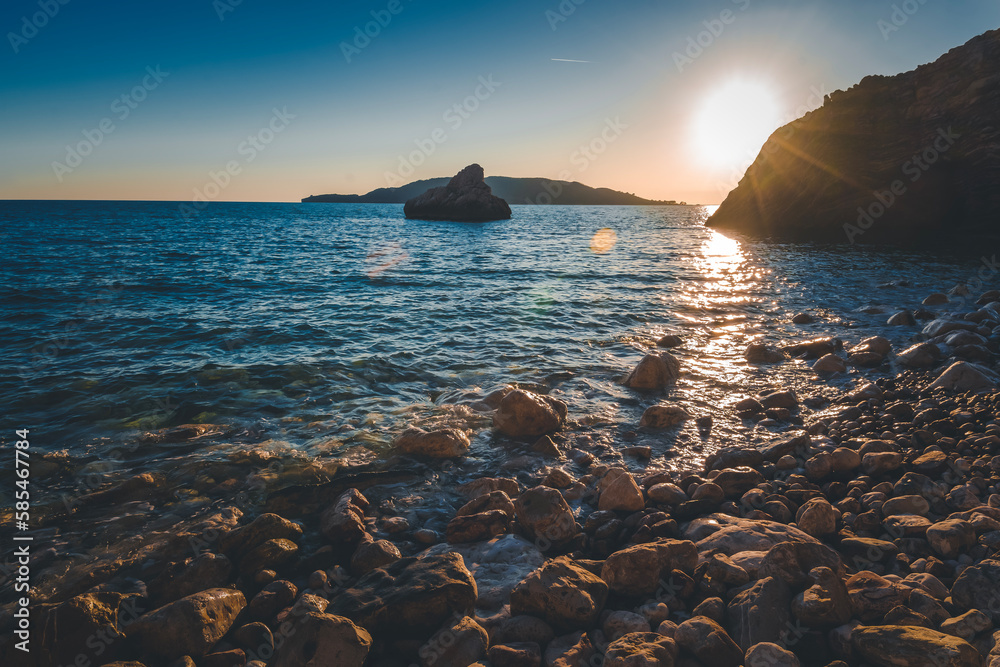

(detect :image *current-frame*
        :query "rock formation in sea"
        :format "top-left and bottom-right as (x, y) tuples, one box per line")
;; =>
(403, 164), (513, 222)
(707, 28), (1000, 243)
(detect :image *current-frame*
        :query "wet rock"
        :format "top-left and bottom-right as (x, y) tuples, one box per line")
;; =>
(657, 334), (683, 348)
(792, 312), (815, 324)
(246, 580), (297, 621)
(795, 497), (839, 537)
(510, 556), (608, 632)
(601, 539), (697, 597)
(394, 427), (471, 458)
(494, 389), (568, 438)
(532, 435), (562, 457)
(418, 615), (489, 667)
(923, 293), (950, 306)
(220, 513), (303, 557)
(623, 353), (681, 390)
(320, 489), (369, 545)
(514, 485), (579, 550)
(735, 397), (765, 415)
(271, 613), (372, 667)
(691, 482), (725, 504)
(712, 467), (764, 497)
(746, 343), (786, 364)
(201, 650), (245, 667)
(760, 389), (798, 410)
(490, 615), (555, 646)
(887, 311), (916, 326)
(460, 477), (520, 499)
(693, 596), (727, 622)
(674, 616), (744, 667)
(814, 353), (847, 373)
(952, 559), (1000, 623)
(845, 572), (910, 622)
(882, 494), (930, 516)
(745, 642), (800, 667)
(928, 361), (999, 392)
(926, 519), (976, 559)
(784, 337), (840, 359)
(639, 404), (691, 429)
(542, 467), (574, 488)
(447, 510), (511, 544)
(457, 490), (516, 518)
(940, 609), (992, 641)
(728, 576), (792, 652)
(792, 566), (851, 628)
(34, 592), (129, 667)
(923, 319), (977, 337)
(233, 622), (273, 655)
(130, 588), (246, 660)
(350, 539), (402, 575)
(884, 605), (933, 628)
(648, 483), (687, 505)
(603, 611), (651, 641)
(838, 537), (898, 567)
(897, 342), (941, 368)
(862, 451), (904, 476)
(604, 632), (678, 666)
(239, 538), (298, 575)
(326, 552), (477, 638)
(852, 625), (982, 667)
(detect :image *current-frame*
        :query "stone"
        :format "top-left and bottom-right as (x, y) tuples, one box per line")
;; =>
(326, 552), (477, 638)
(928, 361), (999, 392)
(447, 510), (511, 544)
(460, 477), (520, 499)
(760, 389), (798, 409)
(691, 482), (725, 504)
(674, 616), (743, 667)
(34, 592), (130, 667)
(852, 625), (982, 667)
(404, 164), (511, 222)
(926, 519), (976, 559)
(320, 489), (369, 544)
(648, 483), (687, 505)
(952, 559), (1000, 624)
(490, 616), (555, 646)
(795, 497), (839, 537)
(814, 353), (846, 373)
(514, 485), (579, 550)
(494, 390), (568, 438)
(271, 613), (372, 667)
(603, 611), (651, 641)
(745, 642), (800, 667)
(488, 642), (542, 667)
(233, 622), (273, 655)
(862, 451), (904, 475)
(350, 539), (402, 575)
(783, 337), (840, 359)
(239, 538), (298, 575)
(792, 566), (852, 628)
(246, 580), (297, 621)
(690, 515), (820, 555)
(746, 343), (786, 364)
(544, 631), (597, 667)
(712, 467), (763, 497)
(418, 615), (489, 667)
(887, 311), (916, 326)
(604, 632), (678, 666)
(457, 490), (515, 518)
(599, 470), (645, 512)
(130, 589), (246, 660)
(792, 312), (815, 324)
(394, 427), (471, 458)
(509, 556), (608, 632)
(220, 513), (303, 557)
(940, 609), (992, 641)
(601, 540), (697, 597)
(657, 334), (683, 348)
(727, 576), (792, 651)
(882, 495), (930, 516)
(623, 353), (681, 390)
(692, 597), (726, 622)
(758, 542), (846, 588)
(897, 342), (941, 368)
(845, 572), (910, 622)
(639, 404), (691, 429)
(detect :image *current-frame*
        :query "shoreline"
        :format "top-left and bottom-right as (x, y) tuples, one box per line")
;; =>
(6, 285), (1000, 666)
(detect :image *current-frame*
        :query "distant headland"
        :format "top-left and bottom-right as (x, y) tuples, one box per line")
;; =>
(303, 176), (689, 206)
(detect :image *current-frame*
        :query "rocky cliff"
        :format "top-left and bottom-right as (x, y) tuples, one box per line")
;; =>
(404, 164), (512, 222)
(707, 29), (1000, 244)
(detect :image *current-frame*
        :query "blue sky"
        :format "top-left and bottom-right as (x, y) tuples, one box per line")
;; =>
(1, 0), (997, 203)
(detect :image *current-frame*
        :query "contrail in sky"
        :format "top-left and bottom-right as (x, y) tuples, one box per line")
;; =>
(551, 58), (593, 63)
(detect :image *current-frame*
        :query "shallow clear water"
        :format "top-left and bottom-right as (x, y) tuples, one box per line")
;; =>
(0, 201), (987, 510)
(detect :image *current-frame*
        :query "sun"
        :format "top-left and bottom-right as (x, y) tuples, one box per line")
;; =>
(693, 80), (783, 170)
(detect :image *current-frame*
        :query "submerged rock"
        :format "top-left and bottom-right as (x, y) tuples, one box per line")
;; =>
(639, 404), (691, 429)
(404, 163), (512, 222)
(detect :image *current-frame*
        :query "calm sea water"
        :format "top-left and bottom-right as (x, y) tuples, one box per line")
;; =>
(0, 201), (986, 509)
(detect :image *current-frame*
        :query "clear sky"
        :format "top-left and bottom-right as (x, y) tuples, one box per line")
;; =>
(1, 0), (997, 204)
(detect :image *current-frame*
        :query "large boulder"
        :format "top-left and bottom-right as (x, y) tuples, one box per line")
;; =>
(513, 485), (579, 551)
(404, 163), (512, 222)
(394, 428), (471, 458)
(689, 515), (820, 555)
(706, 29), (1000, 243)
(727, 576), (792, 652)
(852, 625), (983, 667)
(952, 559), (1000, 624)
(34, 592), (130, 667)
(604, 632), (678, 666)
(623, 353), (681, 390)
(674, 616), (744, 667)
(509, 556), (609, 632)
(271, 613), (372, 667)
(418, 616), (489, 667)
(129, 588), (246, 660)
(601, 540), (697, 597)
(326, 552), (477, 638)
(493, 390), (568, 438)
(927, 361), (999, 392)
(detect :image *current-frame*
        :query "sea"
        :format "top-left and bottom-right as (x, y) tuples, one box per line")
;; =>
(0, 200), (990, 555)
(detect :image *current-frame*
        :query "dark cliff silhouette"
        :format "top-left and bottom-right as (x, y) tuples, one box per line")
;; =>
(403, 164), (511, 222)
